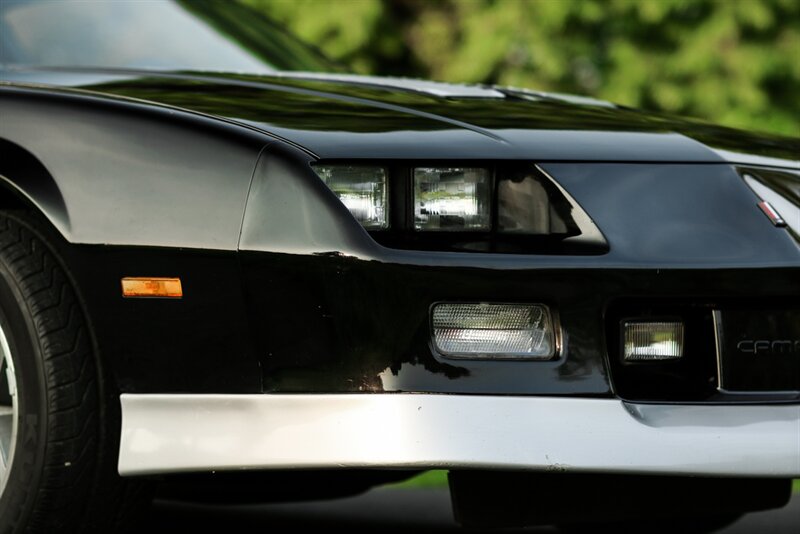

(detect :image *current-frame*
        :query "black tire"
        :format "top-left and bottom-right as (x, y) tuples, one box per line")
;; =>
(0, 212), (150, 533)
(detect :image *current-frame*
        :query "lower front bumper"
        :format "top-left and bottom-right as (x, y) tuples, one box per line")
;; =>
(118, 394), (800, 477)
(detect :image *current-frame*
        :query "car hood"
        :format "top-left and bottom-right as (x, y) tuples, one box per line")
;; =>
(2, 67), (798, 164)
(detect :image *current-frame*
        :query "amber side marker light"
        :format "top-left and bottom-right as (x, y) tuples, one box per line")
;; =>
(121, 277), (183, 298)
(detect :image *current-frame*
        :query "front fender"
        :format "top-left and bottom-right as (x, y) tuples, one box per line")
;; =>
(0, 85), (269, 250)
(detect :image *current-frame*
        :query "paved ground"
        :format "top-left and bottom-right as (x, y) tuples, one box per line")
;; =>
(144, 487), (800, 533)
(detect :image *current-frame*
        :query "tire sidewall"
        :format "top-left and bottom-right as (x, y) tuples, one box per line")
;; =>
(0, 262), (48, 531)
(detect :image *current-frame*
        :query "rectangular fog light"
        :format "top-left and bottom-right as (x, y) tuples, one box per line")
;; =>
(623, 321), (684, 361)
(432, 303), (555, 359)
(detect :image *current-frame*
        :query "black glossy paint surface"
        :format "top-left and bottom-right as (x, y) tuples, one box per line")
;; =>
(0, 67), (797, 399)
(541, 163), (800, 266)
(237, 152), (799, 396)
(241, 146), (799, 268)
(3, 68), (798, 163)
(0, 86), (268, 249)
(59, 243), (262, 394)
(241, 253), (798, 396)
(606, 299), (800, 402)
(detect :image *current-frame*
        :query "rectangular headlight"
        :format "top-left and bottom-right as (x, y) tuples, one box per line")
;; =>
(313, 165), (388, 229)
(414, 168), (490, 231)
(432, 303), (555, 359)
(623, 321), (684, 361)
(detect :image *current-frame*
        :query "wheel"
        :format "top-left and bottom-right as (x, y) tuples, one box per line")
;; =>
(0, 211), (150, 533)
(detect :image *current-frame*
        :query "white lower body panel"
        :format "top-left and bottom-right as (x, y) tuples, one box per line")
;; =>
(118, 394), (800, 477)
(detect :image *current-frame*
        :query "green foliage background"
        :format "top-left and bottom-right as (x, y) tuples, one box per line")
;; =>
(241, 0), (799, 137)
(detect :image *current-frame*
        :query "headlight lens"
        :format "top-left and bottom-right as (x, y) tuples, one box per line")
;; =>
(432, 303), (555, 359)
(414, 167), (491, 231)
(313, 165), (388, 229)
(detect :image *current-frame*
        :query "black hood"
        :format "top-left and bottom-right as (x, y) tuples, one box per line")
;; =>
(2, 67), (798, 164)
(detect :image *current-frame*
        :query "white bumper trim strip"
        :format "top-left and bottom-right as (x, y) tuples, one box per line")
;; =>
(118, 394), (800, 477)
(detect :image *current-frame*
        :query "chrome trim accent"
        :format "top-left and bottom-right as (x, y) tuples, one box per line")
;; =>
(713, 309), (725, 392)
(119, 394), (800, 477)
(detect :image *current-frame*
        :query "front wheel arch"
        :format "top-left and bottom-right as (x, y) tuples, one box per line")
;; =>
(0, 138), (71, 239)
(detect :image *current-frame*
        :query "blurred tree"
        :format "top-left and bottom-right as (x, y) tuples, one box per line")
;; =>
(241, 0), (799, 137)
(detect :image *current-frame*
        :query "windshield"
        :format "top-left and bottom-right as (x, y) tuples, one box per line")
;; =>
(0, 0), (336, 73)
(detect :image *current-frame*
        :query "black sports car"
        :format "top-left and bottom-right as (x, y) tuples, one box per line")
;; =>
(0, 0), (798, 531)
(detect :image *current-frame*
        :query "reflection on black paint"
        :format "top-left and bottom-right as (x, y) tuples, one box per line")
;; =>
(240, 249), (798, 397)
(5, 69), (791, 162)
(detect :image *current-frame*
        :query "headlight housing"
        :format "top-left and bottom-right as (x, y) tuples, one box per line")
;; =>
(311, 162), (607, 254)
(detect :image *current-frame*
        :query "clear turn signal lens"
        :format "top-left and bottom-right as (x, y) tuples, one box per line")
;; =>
(432, 303), (555, 359)
(313, 165), (388, 229)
